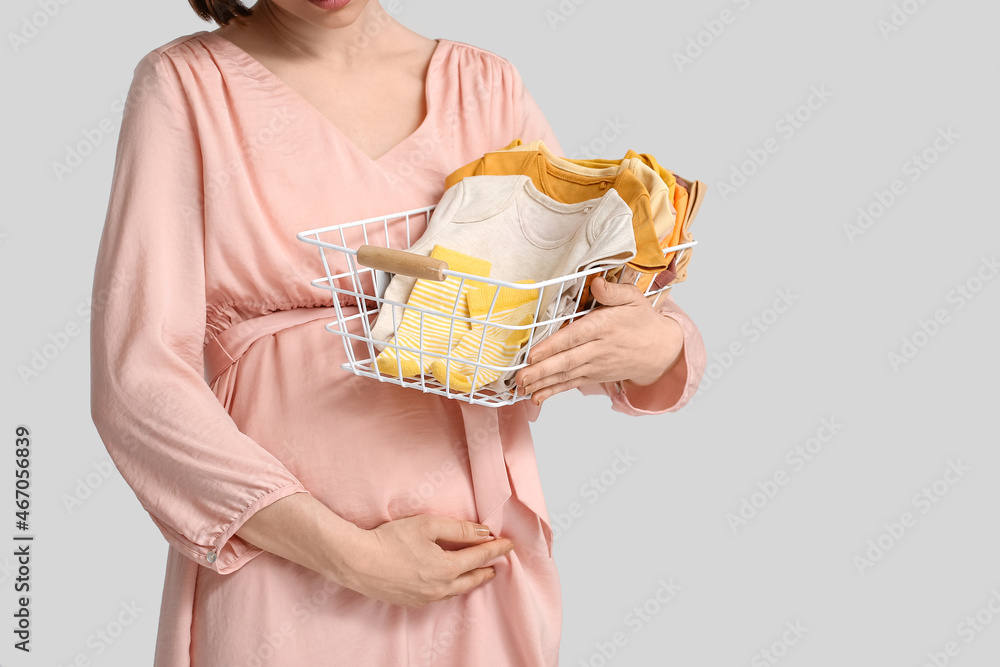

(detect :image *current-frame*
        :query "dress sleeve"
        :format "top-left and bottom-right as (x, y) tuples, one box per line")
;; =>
(576, 290), (706, 414)
(493, 56), (565, 157)
(89, 51), (309, 574)
(444, 56), (564, 189)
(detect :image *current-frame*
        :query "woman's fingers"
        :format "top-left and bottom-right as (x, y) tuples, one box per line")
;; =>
(526, 312), (603, 365)
(522, 340), (603, 395)
(348, 515), (514, 607)
(410, 514), (513, 586)
(444, 566), (498, 599)
(529, 375), (594, 404)
(446, 537), (515, 575)
(425, 516), (496, 546)
(590, 276), (642, 308)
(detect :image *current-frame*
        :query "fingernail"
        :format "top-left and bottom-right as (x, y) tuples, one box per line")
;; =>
(476, 526), (491, 537)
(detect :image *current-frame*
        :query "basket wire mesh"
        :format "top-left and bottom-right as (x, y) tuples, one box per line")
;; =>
(296, 205), (696, 407)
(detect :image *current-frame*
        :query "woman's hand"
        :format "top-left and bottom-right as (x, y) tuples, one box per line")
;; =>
(338, 515), (514, 608)
(513, 276), (684, 405)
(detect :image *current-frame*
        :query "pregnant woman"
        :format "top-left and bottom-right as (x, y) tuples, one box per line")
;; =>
(89, 0), (706, 664)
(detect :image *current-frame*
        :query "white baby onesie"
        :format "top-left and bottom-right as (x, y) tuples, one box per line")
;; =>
(368, 174), (637, 390)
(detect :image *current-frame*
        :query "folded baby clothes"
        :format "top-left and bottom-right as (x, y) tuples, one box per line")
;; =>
(647, 177), (704, 292)
(569, 147), (686, 251)
(500, 140), (677, 246)
(512, 142), (704, 295)
(487, 139), (690, 306)
(368, 175), (637, 380)
(497, 139), (678, 303)
(429, 280), (540, 392)
(617, 173), (689, 292)
(640, 166), (703, 291)
(374, 245), (491, 378)
(666, 177), (705, 286)
(557, 146), (694, 293)
(443, 146), (667, 274)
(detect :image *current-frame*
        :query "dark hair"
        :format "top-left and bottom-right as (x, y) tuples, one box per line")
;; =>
(187, 0), (253, 25)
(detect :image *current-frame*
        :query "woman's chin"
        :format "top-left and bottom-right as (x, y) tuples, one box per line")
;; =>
(306, 0), (353, 10)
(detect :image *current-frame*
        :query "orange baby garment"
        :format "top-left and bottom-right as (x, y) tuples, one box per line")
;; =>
(444, 144), (668, 274)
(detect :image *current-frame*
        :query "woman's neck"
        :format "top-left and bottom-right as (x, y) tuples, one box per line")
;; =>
(217, 0), (410, 68)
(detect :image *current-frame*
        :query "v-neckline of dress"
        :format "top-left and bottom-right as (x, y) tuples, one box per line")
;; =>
(197, 30), (446, 166)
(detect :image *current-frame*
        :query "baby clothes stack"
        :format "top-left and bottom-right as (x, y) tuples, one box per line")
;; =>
(370, 174), (637, 392)
(369, 140), (705, 394)
(450, 139), (705, 301)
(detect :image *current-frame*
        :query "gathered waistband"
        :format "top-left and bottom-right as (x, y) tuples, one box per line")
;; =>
(204, 306), (343, 386)
(200, 304), (553, 556)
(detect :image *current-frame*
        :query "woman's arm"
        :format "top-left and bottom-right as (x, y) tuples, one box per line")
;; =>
(513, 277), (706, 413)
(91, 50), (309, 574)
(92, 51), (512, 604)
(595, 287), (706, 414)
(234, 493), (364, 583)
(492, 58), (705, 412)
(618, 312), (689, 410)
(236, 493), (515, 607)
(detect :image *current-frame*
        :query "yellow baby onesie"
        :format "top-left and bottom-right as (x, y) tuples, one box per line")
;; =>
(375, 245), (491, 378)
(430, 280), (541, 393)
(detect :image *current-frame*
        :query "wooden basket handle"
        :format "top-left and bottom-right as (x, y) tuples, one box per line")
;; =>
(356, 245), (448, 281)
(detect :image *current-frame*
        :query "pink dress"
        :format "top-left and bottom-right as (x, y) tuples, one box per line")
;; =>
(89, 30), (706, 667)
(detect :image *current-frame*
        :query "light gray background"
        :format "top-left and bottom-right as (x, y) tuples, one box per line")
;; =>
(3, 0), (999, 665)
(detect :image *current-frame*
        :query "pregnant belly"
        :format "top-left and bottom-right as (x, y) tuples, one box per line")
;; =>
(211, 313), (480, 529)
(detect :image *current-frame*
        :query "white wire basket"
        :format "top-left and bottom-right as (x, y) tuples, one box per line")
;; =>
(296, 205), (697, 407)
